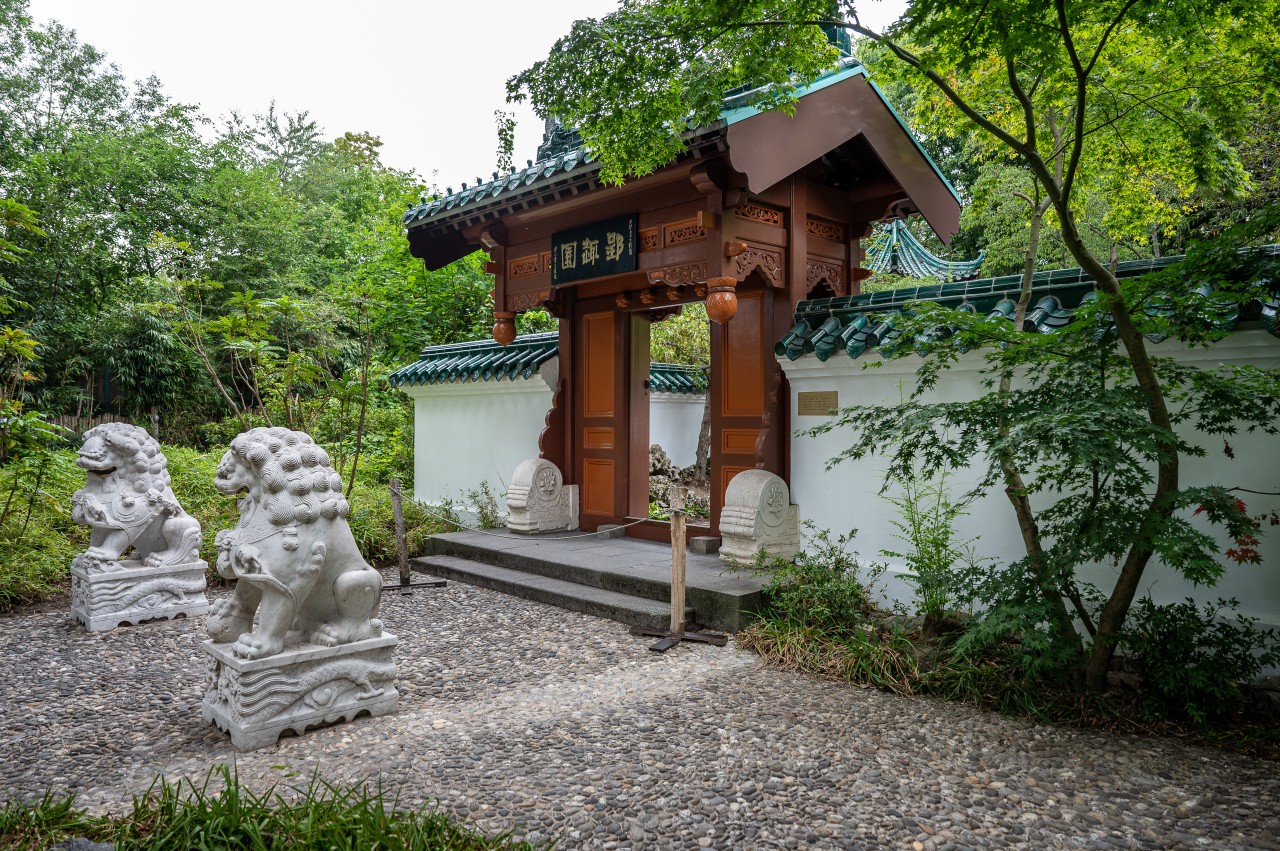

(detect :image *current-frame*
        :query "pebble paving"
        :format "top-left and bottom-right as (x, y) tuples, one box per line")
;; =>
(1, 573), (1277, 850)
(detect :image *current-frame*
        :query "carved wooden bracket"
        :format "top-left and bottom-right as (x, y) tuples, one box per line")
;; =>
(805, 260), (845, 296)
(733, 245), (784, 288)
(615, 293), (633, 309)
(639, 289), (658, 306)
(479, 223), (508, 250)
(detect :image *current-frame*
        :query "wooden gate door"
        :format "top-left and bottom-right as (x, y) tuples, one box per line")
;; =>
(574, 301), (649, 531)
(709, 282), (788, 531)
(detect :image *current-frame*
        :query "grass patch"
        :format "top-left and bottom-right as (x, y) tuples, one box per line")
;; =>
(0, 765), (553, 850)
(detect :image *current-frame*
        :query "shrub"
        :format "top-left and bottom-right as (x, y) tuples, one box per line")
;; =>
(0, 449), (85, 610)
(1121, 596), (1280, 724)
(465, 481), (504, 529)
(163, 446), (240, 567)
(880, 470), (978, 630)
(742, 525), (881, 637)
(346, 480), (460, 564)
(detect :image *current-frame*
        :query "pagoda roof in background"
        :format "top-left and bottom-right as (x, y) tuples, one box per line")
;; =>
(865, 219), (985, 282)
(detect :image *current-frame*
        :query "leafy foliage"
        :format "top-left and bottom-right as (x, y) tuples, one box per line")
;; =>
(739, 525), (880, 636)
(880, 470), (977, 629)
(1121, 597), (1280, 724)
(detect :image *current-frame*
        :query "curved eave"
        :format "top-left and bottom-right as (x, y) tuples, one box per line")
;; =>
(725, 65), (961, 244)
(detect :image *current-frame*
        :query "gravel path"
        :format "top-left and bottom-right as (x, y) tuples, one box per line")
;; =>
(1, 573), (1277, 850)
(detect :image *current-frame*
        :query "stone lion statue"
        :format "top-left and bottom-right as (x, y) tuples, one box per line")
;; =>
(71, 422), (202, 572)
(207, 427), (382, 660)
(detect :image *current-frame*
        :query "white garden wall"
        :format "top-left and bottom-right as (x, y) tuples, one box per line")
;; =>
(780, 328), (1280, 632)
(650, 392), (706, 468)
(401, 356), (706, 509)
(400, 360), (557, 509)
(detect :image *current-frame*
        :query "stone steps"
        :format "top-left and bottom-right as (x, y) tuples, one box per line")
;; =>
(415, 531), (768, 632)
(412, 554), (693, 632)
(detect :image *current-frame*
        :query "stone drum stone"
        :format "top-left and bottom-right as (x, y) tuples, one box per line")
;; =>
(70, 422), (208, 631)
(506, 458), (579, 533)
(718, 469), (800, 564)
(201, 426), (397, 750)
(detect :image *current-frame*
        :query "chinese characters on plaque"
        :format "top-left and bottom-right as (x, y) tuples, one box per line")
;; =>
(551, 214), (638, 285)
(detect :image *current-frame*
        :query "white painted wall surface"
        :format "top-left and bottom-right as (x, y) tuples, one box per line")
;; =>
(650, 392), (706, 468)
(781, 328), (1280, 633)
(400, 358), (556, 509)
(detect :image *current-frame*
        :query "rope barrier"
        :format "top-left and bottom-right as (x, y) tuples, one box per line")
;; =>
(412, 499), (655, 541)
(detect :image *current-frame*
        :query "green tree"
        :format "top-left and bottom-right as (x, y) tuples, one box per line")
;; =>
(511, 0), (1280, 691)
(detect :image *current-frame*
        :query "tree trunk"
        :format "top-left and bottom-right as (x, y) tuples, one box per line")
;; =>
(998, 196), (1080, 651)
(1055, 208), (1180, 693)
(694, 390), (711, 482)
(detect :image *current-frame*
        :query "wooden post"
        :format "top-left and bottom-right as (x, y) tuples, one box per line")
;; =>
(669, 485), (687, 636)
(390, 478), (410, 587)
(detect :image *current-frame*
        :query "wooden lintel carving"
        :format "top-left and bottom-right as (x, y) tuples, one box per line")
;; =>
(666, 286), (682, 302)
(733, 245), (785, 288)
(508, 254), (541, 279)
(664, 218), (706, 247)
(806, 219), (846, 243)
(639, 289), (658, 305)
(647, 262), (706, 287)
(737, 203), (783, 227)
(507, 289), (551, 312)
(693, 283), (707, 297)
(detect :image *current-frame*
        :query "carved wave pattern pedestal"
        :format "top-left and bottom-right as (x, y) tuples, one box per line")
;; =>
(201, 633), (399, 752)
(70, 559), (209, 632)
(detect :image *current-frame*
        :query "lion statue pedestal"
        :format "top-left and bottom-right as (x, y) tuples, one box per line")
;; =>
(199, 427), (398, 751)
(69, 423), (209, 631)
(717, 470), (800, 564)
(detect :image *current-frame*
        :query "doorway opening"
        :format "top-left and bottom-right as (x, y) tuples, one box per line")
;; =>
(646, 302), (712, 532)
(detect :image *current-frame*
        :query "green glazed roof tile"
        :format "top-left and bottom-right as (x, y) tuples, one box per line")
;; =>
(777, 246), (1280, 361)
(389, 333), (559, 387)
(390, 336), (709, 394)
(649, 362), (709, 394)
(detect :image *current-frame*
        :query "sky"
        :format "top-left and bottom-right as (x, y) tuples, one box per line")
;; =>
(25, 0), (907, 187)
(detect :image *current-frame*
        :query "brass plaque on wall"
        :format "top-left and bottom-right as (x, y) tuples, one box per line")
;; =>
(796, 390), (839, 416)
